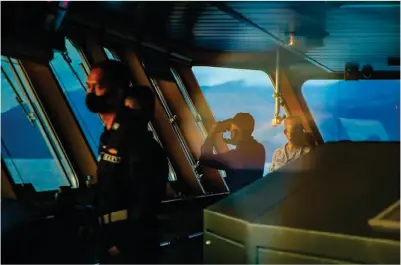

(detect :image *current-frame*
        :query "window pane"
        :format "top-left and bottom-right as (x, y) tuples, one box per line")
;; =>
(50, 39), (104, 155)
(192, 66), (287, 175)
(171, 67), (228, 185)
(104, 47), (116, 60)
(302, 80), (400, 142)
(1, 59), (72, 191)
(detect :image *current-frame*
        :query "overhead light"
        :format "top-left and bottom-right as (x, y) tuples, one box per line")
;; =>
(340, 3), (399, 9)
(285, 32), (303, 47)
(288, 33), (295, 46)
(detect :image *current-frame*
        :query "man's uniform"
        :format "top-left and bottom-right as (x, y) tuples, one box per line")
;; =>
(95, 106), (169, 264)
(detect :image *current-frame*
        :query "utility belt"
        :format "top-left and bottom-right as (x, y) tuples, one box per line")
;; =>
(98, 209), (128, 225)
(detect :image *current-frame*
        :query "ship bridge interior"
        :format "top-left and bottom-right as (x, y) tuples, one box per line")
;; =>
(1, 1), (400, 264)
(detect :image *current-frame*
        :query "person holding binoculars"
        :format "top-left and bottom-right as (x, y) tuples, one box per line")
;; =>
(199, 113), (266, 193)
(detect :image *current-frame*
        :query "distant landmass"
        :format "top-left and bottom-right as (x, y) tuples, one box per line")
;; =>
(1, 89), (103, 159)
(1, 80), (399, 163)
(2, 105), (52, 159)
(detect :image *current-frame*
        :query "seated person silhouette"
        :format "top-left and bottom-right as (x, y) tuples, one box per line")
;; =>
(199, 113), (266, 193)
(269, 116), (313, 172)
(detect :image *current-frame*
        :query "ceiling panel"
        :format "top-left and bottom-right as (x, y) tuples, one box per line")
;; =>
(306, 7), (400, 71)
(73, 1), (399, 72)
(224, 1), (400, 71)
(168, 3), (278, 52)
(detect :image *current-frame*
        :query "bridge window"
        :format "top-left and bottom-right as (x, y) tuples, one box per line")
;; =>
(49, 38), (104, 155)
(1, 56), (77, 191)
(171, 67), (228, 184)
(192, 66), (287, 176)
(302, 80), (400, 142)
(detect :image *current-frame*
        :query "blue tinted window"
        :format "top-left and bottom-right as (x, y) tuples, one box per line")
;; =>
(50, 39), (104, 155)
(302, 80), (400, 142)
(192, 66), (287, 175)
(1, 57), (76, 191)
(104, 47), (117, 60)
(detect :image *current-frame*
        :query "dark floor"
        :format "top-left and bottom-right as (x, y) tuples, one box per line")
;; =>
(160, 236), (204, 264)
(2, 194), (224, 264)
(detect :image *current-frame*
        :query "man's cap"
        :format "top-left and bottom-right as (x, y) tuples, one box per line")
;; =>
(231, 112), (255, 133)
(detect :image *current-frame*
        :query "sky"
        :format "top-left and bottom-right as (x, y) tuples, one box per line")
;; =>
(192, 66), (275, 87)
(194, 69), (284, 137)
(1, 41), (400, 191)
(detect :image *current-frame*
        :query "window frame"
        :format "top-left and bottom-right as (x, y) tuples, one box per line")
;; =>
(148, 78), (198, 184)
(1, 159), (17, 199)
(170, 66), (229, 189)
(291, 72), (400, 141)
(1, 56), (79, 191)
(300, 78), (401, 143)
(49, 38), (105, 158)
(190, 65), (291, 176)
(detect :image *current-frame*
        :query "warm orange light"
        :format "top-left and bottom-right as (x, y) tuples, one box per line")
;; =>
(61, 1), (69, 8)
(288, 34), (295, 46)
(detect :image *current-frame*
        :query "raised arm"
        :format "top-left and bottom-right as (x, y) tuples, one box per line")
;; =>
(199, 123), (242, 170)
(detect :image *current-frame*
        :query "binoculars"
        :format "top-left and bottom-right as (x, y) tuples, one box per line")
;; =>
(215, 119), (233, 133)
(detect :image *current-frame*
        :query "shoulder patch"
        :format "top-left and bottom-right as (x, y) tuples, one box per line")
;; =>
(108, 148), (118, 155)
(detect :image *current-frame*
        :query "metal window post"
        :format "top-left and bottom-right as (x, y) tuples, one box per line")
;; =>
(3, 57), (78, 188)
(170, 67), (230, 191)
(148, 78), (206, 194)
(272, 49), (286, 127)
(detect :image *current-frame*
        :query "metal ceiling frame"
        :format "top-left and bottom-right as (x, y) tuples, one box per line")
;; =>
(211, 2), (335, 73)
(64, 13), (193, 65)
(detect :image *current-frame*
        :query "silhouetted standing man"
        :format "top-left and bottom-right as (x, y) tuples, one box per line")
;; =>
(85, 60), (168, 264)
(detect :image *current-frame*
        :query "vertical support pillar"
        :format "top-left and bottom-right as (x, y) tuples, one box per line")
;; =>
(174, 63), (229, 154)
(158, 80), (227, 192)
(21, 60), (97, 183)
(122, 49), (204, 196)
(1, 163), (16, 199)
(75, 35), (107, 66)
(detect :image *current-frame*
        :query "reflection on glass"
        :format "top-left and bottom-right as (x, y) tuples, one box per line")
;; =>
(50, 39), (104, 155)
(192, 66), (287, 175)
(302, 80), (400, 142)
(104, 47), (117, 60)
(1, 58), (71, 191)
